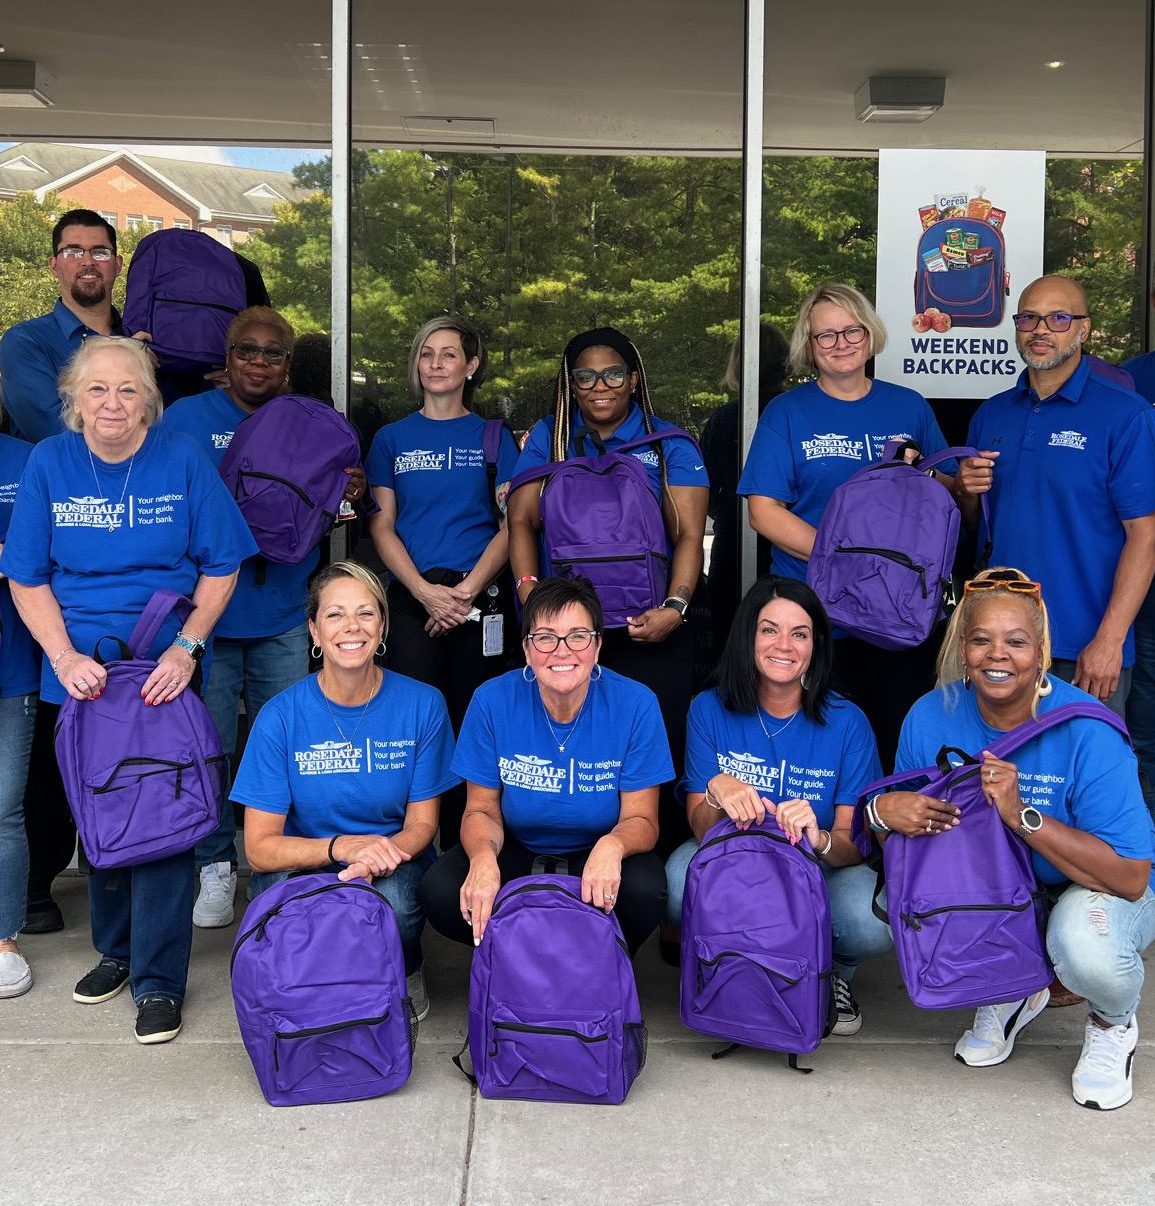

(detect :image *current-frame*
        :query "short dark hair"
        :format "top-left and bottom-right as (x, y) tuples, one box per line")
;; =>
(521, 576), (604, 640)
(715, 575), (834, 722)
(52, 209), (117, 256)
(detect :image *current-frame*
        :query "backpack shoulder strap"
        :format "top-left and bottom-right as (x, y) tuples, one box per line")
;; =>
(612, 427), (698, 457)
(126, 590), (196, 659)
(984, 701), (1131, 762)
(482, 418), (512, 522)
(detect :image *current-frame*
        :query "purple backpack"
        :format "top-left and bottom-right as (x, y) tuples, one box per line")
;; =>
(219, 394), (362, 564)
(806, 441), (990, 650)
(465, 875), (647, 1104)
(855, 701), (1130, 1010)
(54, 590), (226, 870)
(123, 229), (247, 373)
(508, 429), (695, 628)
(231, 873), (415, 1107)
(680, 815), (833, 1058)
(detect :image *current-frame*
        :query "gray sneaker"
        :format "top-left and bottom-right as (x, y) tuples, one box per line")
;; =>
(406, 967), (430, 1022)
(193, 861), (237, 928)
(0, 950), (32, 999)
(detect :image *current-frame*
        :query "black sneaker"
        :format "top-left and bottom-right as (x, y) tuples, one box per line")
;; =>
(22, 899), (64, 934)
(832, 974), (863, 1035)
(135, 996), (183, 1045)
(73, 958), (130, 1004)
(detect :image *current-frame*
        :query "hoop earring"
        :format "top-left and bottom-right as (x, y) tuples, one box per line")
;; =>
(800, 672), (809, 690)
(962, 671), (971, 690)
(310, 644), (321, 660)
(522, 665), (536, 683)
(590, 664), (602, 681)
(376, 640), (387, 657)
(1036, 673), (1053, 698)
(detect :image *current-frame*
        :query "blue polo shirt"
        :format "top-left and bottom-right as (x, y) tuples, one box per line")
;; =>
(0, 300), (124, 444)
(0, 434), (38, 696)
(161, 388), (318, 639)
(737, 378), (949, 582)
(967, 358), (1155, 664)
(1121, 349), (1155, 407)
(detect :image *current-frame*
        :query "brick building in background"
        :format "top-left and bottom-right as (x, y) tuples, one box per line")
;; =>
(0, 143), (311, 245)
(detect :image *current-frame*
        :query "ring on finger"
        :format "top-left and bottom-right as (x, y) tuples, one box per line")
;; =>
(926, 820), (933, 833)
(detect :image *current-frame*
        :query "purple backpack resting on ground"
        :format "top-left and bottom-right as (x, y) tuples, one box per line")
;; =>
(508, 428), (696, 628)
(465, 875), (647, 1105)
(806, 441), (990, 651)
(231, 873), (416, 1107)
(123, 229), (247, 373)
(218, 393), (362, 564)
(680, 815), (834, 1060)
(854, 701), (1130, 1010)
(54, 590), (226, 870)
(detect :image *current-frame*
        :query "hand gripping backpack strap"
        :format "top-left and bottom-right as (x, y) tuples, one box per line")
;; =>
(125, 590), (197, 659)
(482, 418), (512, 524)
(917, 444), (991, 553)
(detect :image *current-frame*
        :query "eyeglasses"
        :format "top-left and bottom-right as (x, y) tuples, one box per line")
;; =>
(571, 366), (629, 390)
(1011, 311), (1088, 333)
(525, 629), (599, 653)
(963, 577), (1042, 598)
(230, 341), (290, 366)
(809, 325), (868, 350)
(56, 245), (116, 262)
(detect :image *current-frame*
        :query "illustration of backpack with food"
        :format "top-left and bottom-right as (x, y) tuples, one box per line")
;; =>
(912, 189), (1010, 331)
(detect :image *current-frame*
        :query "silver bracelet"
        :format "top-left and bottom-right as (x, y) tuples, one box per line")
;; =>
(816, 830), (834, 859)
(866, 796), (891, 834)
(51, 647), (74, 677)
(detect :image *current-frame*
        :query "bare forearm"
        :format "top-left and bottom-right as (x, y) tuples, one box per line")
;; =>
(184, 572), (238, 640)
(461, 807), (505, 863)
(606, 813), (659, 857)
(1026, 820), (1149, 900)
(1096, 522), (1155, 645)
(460, 527), (511, 600)
(667, 532), (702, 604)
(10, 582), (71, 657)
(389, 819), (438, 859)
(369, 516), (429, 597)
(748, 497), (816, 562)
(246, 830), (337, 873)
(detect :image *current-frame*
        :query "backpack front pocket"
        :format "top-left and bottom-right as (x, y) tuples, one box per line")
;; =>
(691, 938), (809, 1042)
(86, 756), (206, 856)
(272, 1004), (405, 1098)
(488, 1006), (617, 1101)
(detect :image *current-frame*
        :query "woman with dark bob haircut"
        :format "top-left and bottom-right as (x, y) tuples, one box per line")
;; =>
(420, 576), (672, 955)
(664, 575), (891, 1033)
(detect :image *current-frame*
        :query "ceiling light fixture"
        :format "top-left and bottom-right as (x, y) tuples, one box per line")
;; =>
(1042, 60), (1065, 70)
(854, 76), (945, 123)
(0, 59), (54, 108)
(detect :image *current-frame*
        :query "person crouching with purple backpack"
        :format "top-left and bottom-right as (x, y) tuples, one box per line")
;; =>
(419, 576), (671, 955)
(664, 576), (891, 1034)
(874, 568), (1155, 1110)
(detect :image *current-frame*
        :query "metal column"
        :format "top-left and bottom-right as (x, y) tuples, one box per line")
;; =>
(329, 0), (352, 558)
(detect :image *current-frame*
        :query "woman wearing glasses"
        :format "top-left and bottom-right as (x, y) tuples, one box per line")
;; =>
(738, 284), (953, 769)
(163, 306), (366, 929)
(507, 326), (707, 853)
(872, 567), (1155, 1111)
(419, 577), (672, 955)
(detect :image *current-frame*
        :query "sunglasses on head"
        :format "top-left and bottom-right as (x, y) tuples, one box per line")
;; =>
(963, 576), (1042, 598)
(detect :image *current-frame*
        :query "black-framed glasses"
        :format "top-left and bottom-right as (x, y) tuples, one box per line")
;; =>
(230, 341), (290, 366)
(810, 325), (868, 350)
(571, 366), (628, 390)
(525, 629), (600, 653)
(56, 245), (116, 262)
(1012, 311), (1087, 333)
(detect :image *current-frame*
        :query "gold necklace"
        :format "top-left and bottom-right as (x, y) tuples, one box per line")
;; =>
(318, 670), (381, 751)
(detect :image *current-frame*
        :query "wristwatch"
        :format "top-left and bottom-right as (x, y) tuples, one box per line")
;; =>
(661, 596), (689, 619)
(1016, 806), (1043, 838)
(172, 631), (207, 662)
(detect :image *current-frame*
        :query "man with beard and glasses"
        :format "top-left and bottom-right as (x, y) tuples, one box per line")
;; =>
(951, 275), (1155, 717)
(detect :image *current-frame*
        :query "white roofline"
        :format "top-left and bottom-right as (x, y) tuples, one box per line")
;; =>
(33, 149), (212, 222)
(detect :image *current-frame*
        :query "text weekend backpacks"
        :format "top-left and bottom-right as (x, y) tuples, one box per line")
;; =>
(465, 875), (647, 1104)
(855, 701), (1130, 1010)
(123, 229), (247, 373)
(806, 441), (990, 650)
(219, 394), (362, 564)
(231, 873), (416, 1106)
(680, 815), (834, 1058)
(54, 590), (226, 870)
(508, 429), (696, 628)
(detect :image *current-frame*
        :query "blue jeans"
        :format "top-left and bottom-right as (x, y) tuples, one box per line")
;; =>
(249, 850), (433, 976)
(0, 693), (37, 939)
(1049, 658), (1132, 719)
(198, 624), (309, 868)
(1126, 582), (1155, 817)
(664, 838), (893, 980)
(1047, 884), (1155, 1026)
(88, 849), (195, 1003)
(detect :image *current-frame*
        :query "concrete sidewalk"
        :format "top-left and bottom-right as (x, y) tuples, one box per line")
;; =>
(3, 874), (1154, 1206)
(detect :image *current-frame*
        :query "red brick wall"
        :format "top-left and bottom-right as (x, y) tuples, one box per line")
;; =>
(57, 162), (199, 231)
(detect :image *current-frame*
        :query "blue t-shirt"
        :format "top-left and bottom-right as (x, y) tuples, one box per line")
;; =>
(230, 670), (458, 839)
(1121, 349), (1155, 408)
(737, 378), (949, 582)
(896, 676), (1155, 888)
(0, 425), (257, 703)
(365, 411), (520, 575)
(162, 388), (318, 639)
(0, 434), (38, 696)
(452, 666), (674, 855)
(681, 688), (881, 830)
(0, 300), (123, 444)
(967, 358), (1155, 664)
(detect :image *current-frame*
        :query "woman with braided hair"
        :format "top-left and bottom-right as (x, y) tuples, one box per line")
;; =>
(508, 326), (708, 854)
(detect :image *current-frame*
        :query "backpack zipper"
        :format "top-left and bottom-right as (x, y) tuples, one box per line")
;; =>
(697, 826), (820, 867)
(92, 756), (194, 795)
(493, 881), (630, 955)
(235, 470), (316, 509)
(273, 1008), (392, 1071)
(833, 547), (928, 598)
(696, 950), (802, 988)
(901, 899), (1033, 931)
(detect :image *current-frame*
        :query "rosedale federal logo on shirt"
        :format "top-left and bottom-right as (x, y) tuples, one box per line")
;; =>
(1049, 430), (1088, 451)
(211, 431), (234, 451)
(394, 445), (489, 476)
(51, 492), (185, 530)
(294, 737), (416, 776)
(716, 749), (839, 802)
(717, 751), (783, 794)
(801, 431), (915, 462)
(497, 752), (625, 795)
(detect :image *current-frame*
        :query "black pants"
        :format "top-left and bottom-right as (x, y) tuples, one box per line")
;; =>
(419, 837), (667, 956)
(832, 629), (942, 773)
(23, 700), (74, 907)
(386, 575), (515, 850)
(598, 623), (694, 858)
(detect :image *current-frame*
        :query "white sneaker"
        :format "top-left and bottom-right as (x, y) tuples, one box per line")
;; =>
(954, 988), (1050, 1067)
(831, 974), (863, 1035)
(406, 967), (430, 1022)
(192, 862), (237, 928)
(0, 950), (32, 998)
(1072, 1014), (1138, 1110)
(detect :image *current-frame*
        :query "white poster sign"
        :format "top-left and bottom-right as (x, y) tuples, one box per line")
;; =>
(874, 149), (1045, 400)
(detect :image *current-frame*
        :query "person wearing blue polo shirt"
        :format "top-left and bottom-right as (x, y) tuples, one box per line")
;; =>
(954, 276), (1155, 718)
(508, 326), (708, 855)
